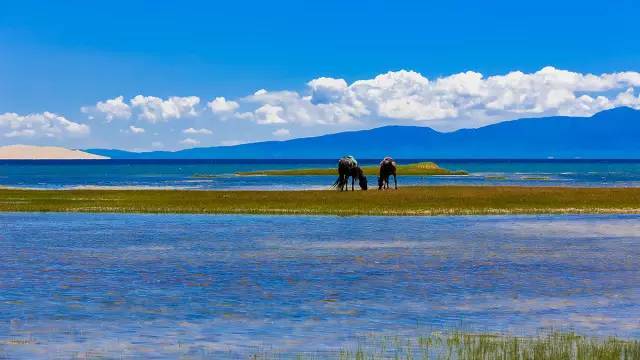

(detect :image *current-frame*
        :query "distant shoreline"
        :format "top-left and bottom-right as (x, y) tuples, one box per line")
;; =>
(2, 186), (640, 216)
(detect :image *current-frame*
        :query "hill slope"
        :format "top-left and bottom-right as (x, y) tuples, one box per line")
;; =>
(87, 107), (640, 159)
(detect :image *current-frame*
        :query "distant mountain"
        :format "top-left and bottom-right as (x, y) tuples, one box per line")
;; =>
(0, 145), (109, 160)
(86, 107), (640, 159)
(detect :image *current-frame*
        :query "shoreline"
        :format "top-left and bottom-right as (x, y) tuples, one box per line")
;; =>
(2, 186), (640, 216)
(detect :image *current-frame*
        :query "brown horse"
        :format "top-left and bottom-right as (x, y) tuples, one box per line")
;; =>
(378, 157), (397, 190)
(333, 156), (368, 191)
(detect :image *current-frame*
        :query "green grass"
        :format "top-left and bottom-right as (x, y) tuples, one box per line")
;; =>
(2, 186), (640, 216)
(236, 162), (468, 176)
(521, 176), (551, 181)
(251, 331), (640, 360)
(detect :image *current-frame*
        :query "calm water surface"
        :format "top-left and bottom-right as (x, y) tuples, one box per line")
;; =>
(4, 159), (640, 189)
(1, 213), (639, 358)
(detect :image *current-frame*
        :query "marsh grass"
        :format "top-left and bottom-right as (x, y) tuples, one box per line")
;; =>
(252, 332), (640, 360)
(236, 162), (467, 176)
(521, 176), (552, 181)
(2, 186), (640, 216)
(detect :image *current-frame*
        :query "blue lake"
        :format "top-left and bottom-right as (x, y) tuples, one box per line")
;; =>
(1, 213), (639, 358)
(4, 159), (640, 189)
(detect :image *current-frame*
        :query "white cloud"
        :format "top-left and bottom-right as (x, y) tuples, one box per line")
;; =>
(82, 95), (131, 121)
(183, 127), (213, 135)
(80, 67), (640, 139)
(241, 88), (366, 126)
(254, 104), (287, 124)
(235, 67), (640, 130)
(208, 97), (239, 113)
(179, 137), (200, 146)
(128, 125), (145, 134)
(308, 77), (348, 104)
(615, 87), (640, 107)
(272, 128), (290, 137)
(151, 141), (164, 148)
(0, 112), (90, 139)
(130, 95), (200, 123)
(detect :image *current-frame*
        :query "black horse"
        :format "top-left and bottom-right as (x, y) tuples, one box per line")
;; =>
(378, 157), (397, 190)
(333, 156), (368, 191)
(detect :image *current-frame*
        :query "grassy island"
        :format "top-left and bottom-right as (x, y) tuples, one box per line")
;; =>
(2, 186), (640, 216)
(235, 161), (467, 176)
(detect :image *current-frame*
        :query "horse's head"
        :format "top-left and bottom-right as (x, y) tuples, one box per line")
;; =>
(359, 174), (368, 190)
(377, 176), (384, 190)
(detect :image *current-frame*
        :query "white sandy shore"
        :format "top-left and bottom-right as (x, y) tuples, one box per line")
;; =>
(0, 145), (108, 160)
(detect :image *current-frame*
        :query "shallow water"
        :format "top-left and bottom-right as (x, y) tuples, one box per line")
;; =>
(4, 159), (640, 189)
(1, 213), (639, 358)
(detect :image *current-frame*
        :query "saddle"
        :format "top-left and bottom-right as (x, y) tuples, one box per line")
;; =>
(341, 155), (358, 168)
(380, 157), (395, 166)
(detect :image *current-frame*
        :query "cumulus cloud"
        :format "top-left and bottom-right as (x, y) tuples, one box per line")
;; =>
(179, 138), (200, 146)
(128, 125), (145, 134)
(254, 104), (287, 124)
(272, 128), (291, 137)
(240, 88), (366, 126)
(0, 112), (90, 139)
(82, 96), (132, 121)
(82, 67), (640, 136)
(307, 77), (349, 104)
(232, 67), (640, 130)
(183, 127), (213, 135)
(207, 97), (239, 113)
(130, 95), (200, 123)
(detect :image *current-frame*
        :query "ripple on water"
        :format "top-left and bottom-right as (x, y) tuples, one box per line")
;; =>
(1, 213), (639, 358)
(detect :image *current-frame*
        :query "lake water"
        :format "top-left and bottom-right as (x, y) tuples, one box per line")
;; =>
(1, 213), (639, 358)
(4, 159), (640, 189)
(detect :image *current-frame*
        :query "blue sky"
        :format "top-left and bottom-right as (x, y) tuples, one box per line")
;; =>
(1, 0), (640, 150)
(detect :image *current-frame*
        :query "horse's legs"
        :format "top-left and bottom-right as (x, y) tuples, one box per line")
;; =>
(351, 176), (355, 191)
(394, 173), (397, 189)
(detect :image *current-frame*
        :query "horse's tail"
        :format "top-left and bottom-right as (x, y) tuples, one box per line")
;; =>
(331, 176), (341, 189)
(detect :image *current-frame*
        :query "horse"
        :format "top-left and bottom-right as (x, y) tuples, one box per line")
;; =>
(378, 157), (397, 190)
(332, 156), (368, 191)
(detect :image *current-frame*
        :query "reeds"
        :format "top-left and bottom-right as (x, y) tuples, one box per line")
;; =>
(253, 332), (640, 360)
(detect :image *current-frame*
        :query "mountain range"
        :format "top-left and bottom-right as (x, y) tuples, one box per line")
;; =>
(86, 107), (640, 159)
